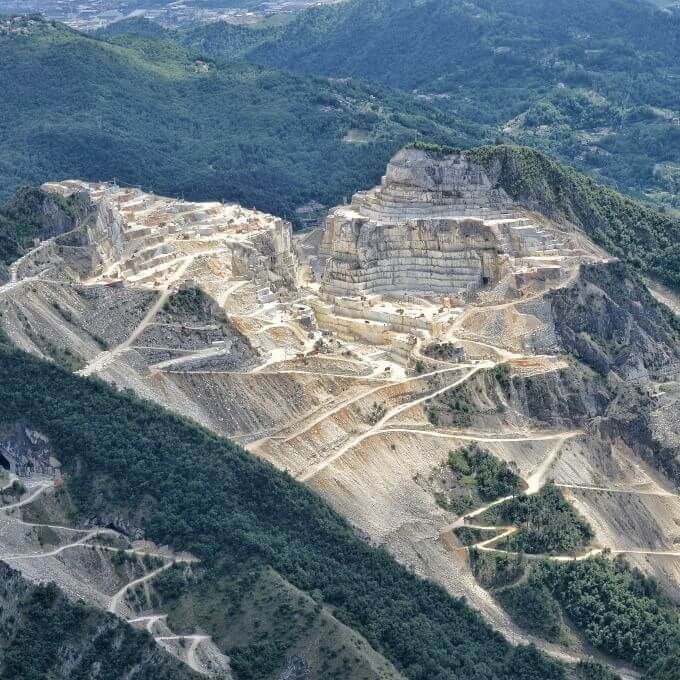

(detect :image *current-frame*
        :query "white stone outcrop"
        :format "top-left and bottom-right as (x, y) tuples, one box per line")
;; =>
(42, 180), (299, 289)
(320, 148), (516, 297)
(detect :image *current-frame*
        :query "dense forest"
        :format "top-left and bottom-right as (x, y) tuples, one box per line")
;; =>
(477, 555), (680, 679)
(0, 16), (481, 223)
(478, 484), (594, 555)
(0, 187), (80, 267)
(435, 443), (522, 514)
(541, 558), (680, 674)
(0, 337), (567, 679)
(448, 444), (522, 502)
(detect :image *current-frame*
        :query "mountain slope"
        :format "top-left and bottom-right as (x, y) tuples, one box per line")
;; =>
(464, 144), (680, 289)
(1, 145), (679, 677)
(0, 563), (198, 680)
(0, 15), (482, 221)
(0, 336), (568, 680)
(240, 0), (680, 117)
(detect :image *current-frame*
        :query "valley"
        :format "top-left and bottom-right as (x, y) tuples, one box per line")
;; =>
(164, 0), (680, 215)
(1, 145), (678, 678)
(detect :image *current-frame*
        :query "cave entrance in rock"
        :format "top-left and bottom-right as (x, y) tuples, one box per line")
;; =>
(0, 453), (11, 471)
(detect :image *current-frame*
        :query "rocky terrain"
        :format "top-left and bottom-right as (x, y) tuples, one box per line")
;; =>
(320, 148), (567, 298)
(0, 145), (678, 678)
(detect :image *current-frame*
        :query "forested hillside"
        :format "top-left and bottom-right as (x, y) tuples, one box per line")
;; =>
(464, 144), (680, 289)
(0, 187), (82, 266)
(471, 552), (680, 679)
(0, 15), (481, 221)
(175, 0), (680, 211)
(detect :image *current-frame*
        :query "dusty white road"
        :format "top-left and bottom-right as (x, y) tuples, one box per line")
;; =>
(298, 363), (492, 481)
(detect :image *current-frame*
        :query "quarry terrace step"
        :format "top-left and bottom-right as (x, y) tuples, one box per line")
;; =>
(122, 252), (176, 275)
(121, 243), (173, 267)
(359, 188), (510, 204)
(123, 232), (167, 251)
(129, 243), (173, 260)
(358, 193), (512, 209)
(320, 146), (572, 296)
(325, 280), (479, 295)
(358, 207), (517, 221)
(368, 186), (509, 201)
(358, 194), (512, 206)
(125, 258), (183, 285)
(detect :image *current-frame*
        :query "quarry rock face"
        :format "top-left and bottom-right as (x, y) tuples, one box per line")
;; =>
(42, 180), (298, 289)
(89, 195), (129, 263)
(320, 148), (561, 297)
(321, 215), (502, 296)
(231, 217), (297, 288)
(373, 147), (513, 217)
(10, 187), (90, 240)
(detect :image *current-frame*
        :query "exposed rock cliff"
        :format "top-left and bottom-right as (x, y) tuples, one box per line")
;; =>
(7, 186), (91, 241)
(547, 260), (680, 380)
(0, 187), (92, 271)
(320, 147), (568, 298)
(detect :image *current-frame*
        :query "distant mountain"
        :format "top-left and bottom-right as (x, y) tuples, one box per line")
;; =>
(176, 0), (680, 212)
(0, 15), (482, 221)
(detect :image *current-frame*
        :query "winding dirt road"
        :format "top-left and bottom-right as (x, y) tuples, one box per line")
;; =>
(0, 481), (52, 512)
(298, 362), (492, 481)
(108, 558), (197, 614)
(78, 257), (194, 377)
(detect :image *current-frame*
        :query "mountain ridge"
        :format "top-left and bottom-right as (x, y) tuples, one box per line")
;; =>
(154, 0), (680, 212)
